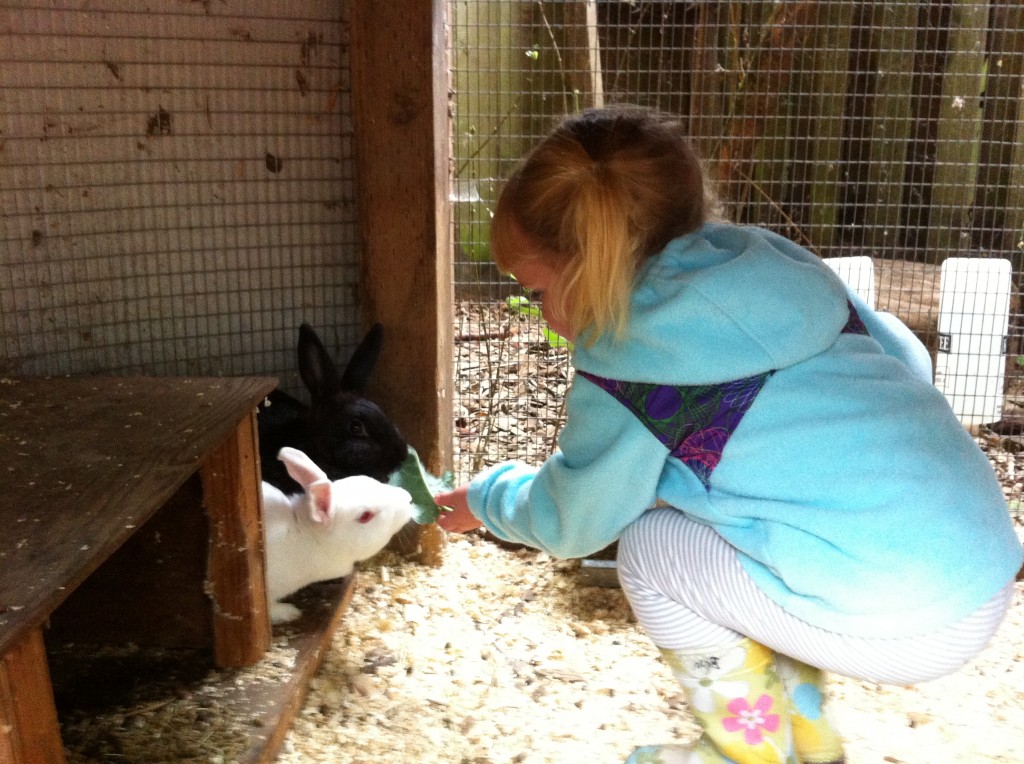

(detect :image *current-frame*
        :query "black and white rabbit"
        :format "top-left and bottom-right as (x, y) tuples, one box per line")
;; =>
(263, 446), (414, 623)
(258, 323), (408, 494)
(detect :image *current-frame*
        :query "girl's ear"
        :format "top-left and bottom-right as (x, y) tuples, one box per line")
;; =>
(308, 480), (333, 523)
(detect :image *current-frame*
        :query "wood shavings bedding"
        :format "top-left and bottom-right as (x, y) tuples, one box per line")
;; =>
(277, 534), (1024, 764)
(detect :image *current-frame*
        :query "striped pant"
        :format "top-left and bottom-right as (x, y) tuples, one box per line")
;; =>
(617, 508), (1015, 685)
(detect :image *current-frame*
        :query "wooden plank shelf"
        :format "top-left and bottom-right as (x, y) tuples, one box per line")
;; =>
(0, 376), (280, 764)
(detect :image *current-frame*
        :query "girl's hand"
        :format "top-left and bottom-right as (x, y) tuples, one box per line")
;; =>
(434, 485), (483, 533)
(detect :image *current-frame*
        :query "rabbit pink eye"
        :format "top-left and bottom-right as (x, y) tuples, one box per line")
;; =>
(357, 510), (375, 524)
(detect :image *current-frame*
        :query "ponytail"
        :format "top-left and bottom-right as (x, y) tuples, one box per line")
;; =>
(564, 165), (636, 341)
(491, 106), (711, 344)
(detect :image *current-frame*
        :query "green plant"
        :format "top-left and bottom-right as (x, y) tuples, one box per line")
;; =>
(505, 295), (572, 349)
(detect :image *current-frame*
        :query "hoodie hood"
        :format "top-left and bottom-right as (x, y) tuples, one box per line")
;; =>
(573, 222), (851, 384)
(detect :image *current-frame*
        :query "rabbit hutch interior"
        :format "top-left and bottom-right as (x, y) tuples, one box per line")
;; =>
(4, 1), (1024, 763)
(0, 0), (449, 762)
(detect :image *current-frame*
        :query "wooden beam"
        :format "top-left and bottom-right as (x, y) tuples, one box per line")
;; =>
(201, 410), (271, 667)
(0, 628), (66, 764)
(350, 0), (453, 479)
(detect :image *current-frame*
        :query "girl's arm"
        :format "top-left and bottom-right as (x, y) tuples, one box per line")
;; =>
(462, 377), (675, 558)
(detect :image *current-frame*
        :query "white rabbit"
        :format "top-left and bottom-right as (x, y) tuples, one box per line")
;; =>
(262, 446), (414, 624)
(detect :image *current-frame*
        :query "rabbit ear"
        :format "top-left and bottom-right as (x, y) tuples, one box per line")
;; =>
(339, 322), (383, 393)
(297, 323), (344, 402)
(277, 447), (328, 489)
(307, 480), (334, 523)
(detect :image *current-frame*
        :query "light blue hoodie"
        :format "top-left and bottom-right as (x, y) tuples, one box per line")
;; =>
(468, 222), (1022, 637)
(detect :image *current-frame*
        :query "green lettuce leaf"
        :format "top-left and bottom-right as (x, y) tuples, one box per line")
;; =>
(389, 446), (454, 525)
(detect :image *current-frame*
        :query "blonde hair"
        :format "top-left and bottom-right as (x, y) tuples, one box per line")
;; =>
(491, 105), (709, 342)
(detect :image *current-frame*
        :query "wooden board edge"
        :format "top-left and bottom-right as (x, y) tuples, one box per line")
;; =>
(238, 575), (358, 764)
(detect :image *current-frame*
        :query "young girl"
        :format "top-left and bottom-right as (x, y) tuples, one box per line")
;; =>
(435, 106), (1022, 764)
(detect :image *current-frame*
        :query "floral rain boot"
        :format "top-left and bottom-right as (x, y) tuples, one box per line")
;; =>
(774, 654), (845, 764)
(625, 638), (796, 764)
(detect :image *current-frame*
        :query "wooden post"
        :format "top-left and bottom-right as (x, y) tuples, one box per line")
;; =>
(351, 0), (453, 564)
(926, 1), (987, 256)
(748, 2), (818, 234)
(201, 410), (271, 667)
(971, 1), (1024, 254)
(863, 2), (919, 254)
(783, 2), (852, 253)
(690, 3), (728, 162)
(0, 629), (66, 764)
(539, 1), (604, 113)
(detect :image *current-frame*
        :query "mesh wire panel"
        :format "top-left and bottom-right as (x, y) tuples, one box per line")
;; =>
(0, 1), (361, 397)
(449, 1), (1024, 515)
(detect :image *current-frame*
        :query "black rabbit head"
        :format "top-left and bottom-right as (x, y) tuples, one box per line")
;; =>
(258, 323), (408, 492)
(298, 323), (408, 481)
(305, 394), (408, 483)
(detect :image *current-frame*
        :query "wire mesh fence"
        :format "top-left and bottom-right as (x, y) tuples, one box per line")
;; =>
(0, 1), (361, 397)
(449, 0), (1024, 516)
(2, 1), (1022, 515)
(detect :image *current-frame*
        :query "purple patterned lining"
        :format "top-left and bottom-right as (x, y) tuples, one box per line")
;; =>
(577, 370), (773, 489)
(578, 303), (867, 488)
